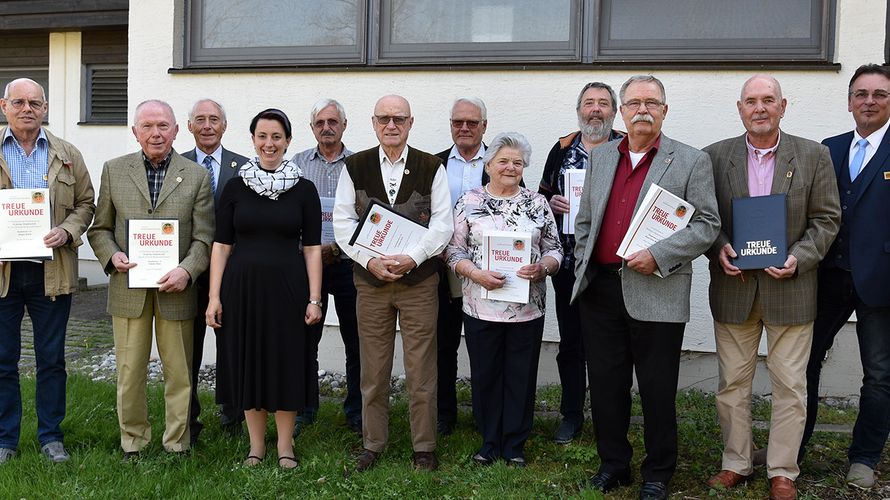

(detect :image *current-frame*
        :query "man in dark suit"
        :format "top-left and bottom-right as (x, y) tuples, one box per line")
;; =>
(537, 82), (623, 444)
(800, 63), (890, 490)
(572, 75), (720, 500)
(181, 98), (248, 444)
(434, 96), (488, 436)
(703, 75), (840, 500)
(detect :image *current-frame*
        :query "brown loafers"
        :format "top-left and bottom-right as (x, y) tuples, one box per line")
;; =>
(769, 476), (797, 500)
(413, 451), (439, 471)
(706, 469), (752, 489)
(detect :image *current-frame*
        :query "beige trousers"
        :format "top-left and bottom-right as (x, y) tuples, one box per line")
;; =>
(355, 273), (439, 453)
(714, 297), (813, 480)
(113, 291), (193, 453)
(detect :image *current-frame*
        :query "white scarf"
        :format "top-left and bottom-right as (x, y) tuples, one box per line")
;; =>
(240, 158), (301, 200)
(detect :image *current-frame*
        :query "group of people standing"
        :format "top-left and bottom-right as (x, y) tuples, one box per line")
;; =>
(0, 61), (887, 500)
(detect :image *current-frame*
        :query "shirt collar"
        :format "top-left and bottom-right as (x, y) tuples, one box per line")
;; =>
(745, 131), (780, 159)
(3, 127), (48, 148)
(448, 143), (485, 162)
(618, 133), (662, 155)
(854, 117), (890, 151)
(311, 144), (348, 163)
(142, 150), (173, 170)
(378, 145), (409, 165)
(195, 145), (223, 167)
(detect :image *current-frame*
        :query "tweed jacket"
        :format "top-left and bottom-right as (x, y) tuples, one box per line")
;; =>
(181, 146), (248, 206)
(822, 128), (890, 307)
(0, 127), (95, 298)
(570, 134), (721, 323)
(704, 132), (840, 325)
(87, 150), (214, 320)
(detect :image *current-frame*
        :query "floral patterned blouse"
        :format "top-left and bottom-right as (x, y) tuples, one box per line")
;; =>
(446, 186), (563, 322)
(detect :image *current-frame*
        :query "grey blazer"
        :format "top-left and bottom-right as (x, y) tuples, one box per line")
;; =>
(571, 134), (721, 323)
(181, 147), (249, 205)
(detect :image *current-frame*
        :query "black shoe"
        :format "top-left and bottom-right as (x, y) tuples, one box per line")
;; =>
(437, 420), (455, 436)
(506, 457), (527, 468)
(121, 451), (141, 463)
(588, 470), (632, 493)
(222, 421), (242, 437)
(347, 419), (363, 434)
(553, 419), (582, 444)
(189, 421), (204, 446)
(639, 481), (668, 500)
(293, 414), (316, 438)
(472, 453), (494, 466)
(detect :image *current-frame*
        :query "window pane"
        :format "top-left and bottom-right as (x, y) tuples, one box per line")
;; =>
(389, 0), (572, 44)
(607, 0), (812, 41)
(200, 0), (358, 48)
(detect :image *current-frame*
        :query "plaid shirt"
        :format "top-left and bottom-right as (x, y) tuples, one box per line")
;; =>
(2, 128), (49, 189)
(143, 151), (172, 208)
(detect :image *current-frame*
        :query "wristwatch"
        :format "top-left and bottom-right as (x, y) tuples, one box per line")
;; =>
(309, 299), (323, 308)
(330, 243), (341, 257)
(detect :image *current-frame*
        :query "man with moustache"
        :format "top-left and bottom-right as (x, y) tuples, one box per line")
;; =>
(88, 100), (214, 457)
(434, 96), (488, 436)
(0, 78), (95, 464)
(800, 64), (890, 490)
(181, 98), (248, 443)
(292, 98), (362, 436)
(703, 75), (839, 500)
(538, 82), (623, 444)
(573, 75), (719, 500)
(333, 95), (453, 471)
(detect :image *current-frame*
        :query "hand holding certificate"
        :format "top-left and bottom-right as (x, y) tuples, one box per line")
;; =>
(127, 219), (180, 288)
(0, 188), (53, 260)
(617, 183), (695, 277)
(349, 201), (428, 257)
(481, 230), (532, 304)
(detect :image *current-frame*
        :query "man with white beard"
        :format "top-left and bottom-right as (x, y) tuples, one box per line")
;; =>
(537, 82), (624, 444)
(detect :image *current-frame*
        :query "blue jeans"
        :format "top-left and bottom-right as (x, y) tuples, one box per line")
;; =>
(802, 267), (890, 469)
(0, 262), (71, 449)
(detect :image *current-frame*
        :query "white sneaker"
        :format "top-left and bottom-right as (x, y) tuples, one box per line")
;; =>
(846, 462), (875, 490)
(41, 441), (70, 463)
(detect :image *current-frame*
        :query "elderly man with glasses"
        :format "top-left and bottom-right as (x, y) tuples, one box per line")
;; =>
(333, 95), (453, 472)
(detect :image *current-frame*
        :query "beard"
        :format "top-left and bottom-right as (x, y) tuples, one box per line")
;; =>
(578, 113), (614, 142)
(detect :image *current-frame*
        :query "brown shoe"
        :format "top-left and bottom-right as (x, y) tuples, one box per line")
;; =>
(706, 470), (752, 489)
(355, 449), (380, 472)
(413, 451), (439, 471)
(769, 476), (797, 500)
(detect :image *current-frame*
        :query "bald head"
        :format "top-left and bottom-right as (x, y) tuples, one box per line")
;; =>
(372, 94), (413, 155)
(132, 99), (179, 163)
(737, 74), (786, 147)
(740, 74), (783, 101)
(1, 78), (48, 139)
(3, 78), (46, 101)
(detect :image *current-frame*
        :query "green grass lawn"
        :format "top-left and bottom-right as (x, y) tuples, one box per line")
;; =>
(0, 376), (884, 499)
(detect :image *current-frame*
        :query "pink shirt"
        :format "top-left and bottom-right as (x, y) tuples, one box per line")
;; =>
(745, 133), (779, 197)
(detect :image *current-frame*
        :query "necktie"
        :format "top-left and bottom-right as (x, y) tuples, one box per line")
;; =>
(203, 155), (217, 195)
(849, 138), (869, 181)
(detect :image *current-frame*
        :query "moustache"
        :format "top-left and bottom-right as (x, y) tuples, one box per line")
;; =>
(631, 114), (654, 124)
(320, 130), (336, 136)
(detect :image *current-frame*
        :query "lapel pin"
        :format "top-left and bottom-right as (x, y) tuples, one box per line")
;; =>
(884, 171), (890, 180)
(786, 171), (793, 178)
(404, 169), (410, 175)
(176, 177), (183, 183)
(664, 158), (672, 164)
(231, 161), (237, 168)
(43, 174), (48, 180)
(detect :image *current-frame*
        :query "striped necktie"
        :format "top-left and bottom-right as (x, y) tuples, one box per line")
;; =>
(203, 155), (217, 195)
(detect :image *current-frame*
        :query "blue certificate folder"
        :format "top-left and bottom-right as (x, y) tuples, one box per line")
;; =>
(731, 193), (787, 270)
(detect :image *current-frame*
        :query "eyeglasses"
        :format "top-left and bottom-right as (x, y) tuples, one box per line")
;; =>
(450, 119), (482, 129)
(622, 99), (663, 111)
(312, 118), (341, 129)
(6, 99), (45, 110)
(374, 115), (409, 126)
(850, 90), (890, 101)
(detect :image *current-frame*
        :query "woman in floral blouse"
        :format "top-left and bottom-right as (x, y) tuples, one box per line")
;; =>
(446, 131), (562, 466)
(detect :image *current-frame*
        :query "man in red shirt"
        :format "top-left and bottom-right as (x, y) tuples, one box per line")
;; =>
(572, 75), (720, 500)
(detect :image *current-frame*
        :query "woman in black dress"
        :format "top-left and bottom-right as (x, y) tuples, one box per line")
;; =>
(206, 109), (322, 469)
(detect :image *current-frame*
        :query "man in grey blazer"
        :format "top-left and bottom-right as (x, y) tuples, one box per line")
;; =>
(702, 75), (840, 500)
(181, 98), (248, 443)
(88, 100), (214, 458)
(572, 75), (720, 500)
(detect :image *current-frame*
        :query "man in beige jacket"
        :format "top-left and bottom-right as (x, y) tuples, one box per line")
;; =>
(0, 78), (95, 464)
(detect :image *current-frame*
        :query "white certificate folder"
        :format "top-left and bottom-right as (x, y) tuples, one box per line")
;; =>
(349, 200), (428, 257)
(127, 219), (180, 288)
(617, 184), (695, 277)
(0, 188), (53, 261)
(481, 230), (532, 304)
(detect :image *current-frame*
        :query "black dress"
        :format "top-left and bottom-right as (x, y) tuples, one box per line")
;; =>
(214, 177), (321, 412)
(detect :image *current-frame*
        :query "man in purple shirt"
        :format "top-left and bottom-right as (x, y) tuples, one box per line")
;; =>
(702, 75), (840, 500)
